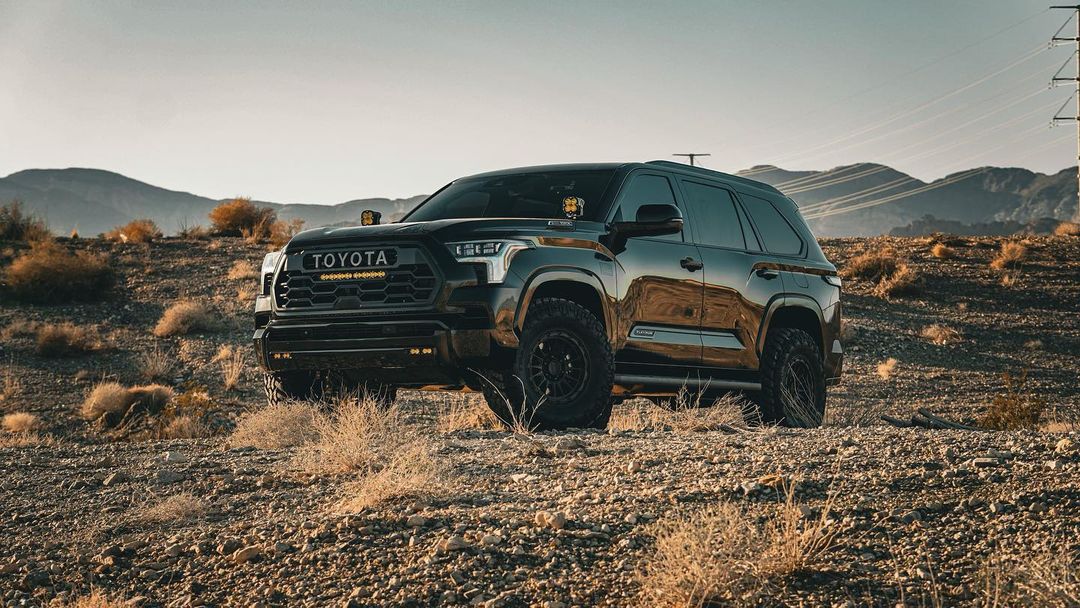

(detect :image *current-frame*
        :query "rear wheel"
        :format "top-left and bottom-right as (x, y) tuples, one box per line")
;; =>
(479, 298), (613, 430)
(753, 327), (826, 427)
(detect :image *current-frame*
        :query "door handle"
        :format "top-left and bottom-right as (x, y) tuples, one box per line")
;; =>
(680, 257), (703, 272)
(755, 268), (779, 279)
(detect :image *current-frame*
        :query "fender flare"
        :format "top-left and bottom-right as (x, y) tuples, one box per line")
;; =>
(755, 294), (826, 357)
(515, 268), (615, 344)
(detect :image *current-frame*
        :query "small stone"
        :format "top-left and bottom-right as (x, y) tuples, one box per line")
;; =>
(232, 546), (261, 564)
(543, 601), (566, 608)
(102, 472), (126, 487)
(972, 458), (998, 468)
(1029, 501), (1048, 514)
(623, 513), (638, 525)
(163, 544), (183, 558)
(480, 534), (503, 547)
(20, 569), (50, 589)
(217, 539), (241, 556)
(442, 536), (470, 551)
(162, 451), (187, 464)
(406, 514), (428, 528)
(155, 470), (186, 484)
(554, 438), (584, 452)
(1046, 460), (1064, 471)
(626, 461), (642, 474)
(273, 541), (294, 554)
(989, 502), (1008, 514)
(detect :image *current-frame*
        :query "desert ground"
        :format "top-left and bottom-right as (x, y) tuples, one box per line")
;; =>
(1, 226), (1079, 607)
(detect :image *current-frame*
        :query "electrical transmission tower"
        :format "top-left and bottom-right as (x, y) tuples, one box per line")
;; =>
(1051, 5), (1080, 219)
(673, 153), (711, 167)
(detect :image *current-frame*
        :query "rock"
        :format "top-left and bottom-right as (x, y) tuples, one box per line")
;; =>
(155, 470), (186, 484)
(163, 544), (183, 558)
(441, 536), (470, 551)
(535, 511), (567, 530)
(543, 601), (566, 608)
(480, 534), (503, 547)
(232, 546), (261, 564)
(554, 438), (584, 452)
(162, 451), (187, 464)
(1046, 460), (1064, 471)
(406, 514), (428, 528)
(217, 539), (242, 556)
(20, 569), (50, 590)
(989, 502), (1008, 514)
(972, 458), (998, 468)
(273, 541), (294, 553)
(102, 472), (126, 487)
(1055, 438), (1076, 454)
(626, 461), (642, 474)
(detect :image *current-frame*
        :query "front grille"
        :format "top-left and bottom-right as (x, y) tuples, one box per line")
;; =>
(273, 246), (439, 311)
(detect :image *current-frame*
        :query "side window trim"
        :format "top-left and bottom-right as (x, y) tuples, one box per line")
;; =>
(736, 193), (807, 258)
(606, 170), (685, 243)
(676, 177), (749, 252)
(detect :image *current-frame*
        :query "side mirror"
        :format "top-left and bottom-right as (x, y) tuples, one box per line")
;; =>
(605, 203), (684, 254)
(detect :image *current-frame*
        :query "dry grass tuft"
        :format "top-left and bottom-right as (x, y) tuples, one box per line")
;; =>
(220, 347), (246, 391)
(104, 219), (162, 244)
(229, 401), (321, 449)
(160, 414), (211, 439)
(920, 323), (961, 346)
(1001, 271), (1021, 288)
(136, 493), (207, 525)
(640, 484), (837, 607)
(226, 260), (259, 281)
(138, 345), (174, 382)
(269, 218), (306, 248)
(80, 382), (174, 422)
(176, 222), (209, 240)
(341, 441), (442, 510)
(437, 393), (502, 432)
(876, 358), (898, 380)
(930, 243), (955, 259)
(34, 322), (101, 357)
(0, 362), (22, 403)
(0, 201), (51, 242)
(979, 370), (1046, 431)
(2, 412), (40, 433)
(1053, 221), (1080, 237)
(5, 241), (113, 303)
(871, 263), (920, 298)
(990, 241), (1027, 270)
(840, 248), (899, 282)
(980, 551), (1080, 607)
(153, 301), (220, 337)
(52, 590), (128, 608)
(209, 197), (276, 237)
(610, 392), (758, 433)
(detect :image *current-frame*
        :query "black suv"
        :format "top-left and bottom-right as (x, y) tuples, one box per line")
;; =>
(253, 162), (842, 429)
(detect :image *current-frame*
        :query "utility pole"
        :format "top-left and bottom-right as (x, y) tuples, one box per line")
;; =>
(1051, 5), (1080, 219)
(672, 153), (711, 167)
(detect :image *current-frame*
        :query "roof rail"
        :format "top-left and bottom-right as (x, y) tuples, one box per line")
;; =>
(645, 160), (782, 195)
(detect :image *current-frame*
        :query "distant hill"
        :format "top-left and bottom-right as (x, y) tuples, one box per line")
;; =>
(739, 163), (1077, 236)
(2, 164), (1076, 237)
(0, 168), (427, 236)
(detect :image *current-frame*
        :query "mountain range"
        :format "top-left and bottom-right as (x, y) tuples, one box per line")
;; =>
(0, 164), (1075, 237)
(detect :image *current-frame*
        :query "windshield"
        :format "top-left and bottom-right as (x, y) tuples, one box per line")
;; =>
(404, 170), (615, 222)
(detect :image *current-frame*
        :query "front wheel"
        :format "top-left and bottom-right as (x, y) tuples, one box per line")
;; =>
(263, 370), (397, 409)
(753, 327), (826, 427)
(479, 298), (614, 430)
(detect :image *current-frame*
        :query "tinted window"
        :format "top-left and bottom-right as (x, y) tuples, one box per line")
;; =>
(736, 202), (762, 252)
(613, 174), (680, 241)
(742, 195), (803, 256)
(405, 170), (614, 222)
(680, 181), (745, 249)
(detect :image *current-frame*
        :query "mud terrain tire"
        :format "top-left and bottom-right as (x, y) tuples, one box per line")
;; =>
(754, 327), (826, 427)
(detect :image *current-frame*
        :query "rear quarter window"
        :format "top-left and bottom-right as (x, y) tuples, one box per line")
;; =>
(741, 194), (803, 256)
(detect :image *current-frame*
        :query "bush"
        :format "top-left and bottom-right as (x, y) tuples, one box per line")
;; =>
(136, 493), (207, 525)
(990, 241), (1027, 270)
(104, 219), (162, 244)
(34, 322), (101, 357)
(209, 197), (276, 237)
(1053, 221), (1080, 237)
(226, 260), (259, 281)
(2, 412), (40, 433)
(153, 301), (220, 337)
(979, 370), (1046, 430)
(839, 248), (899, 282)
(81, 381), (174, 423)
(4, 241), (113, 303)
(920, 323), (961, 345)
(229, 401), (321, 449)
(871, 263), (920, 298)
(930, 243), (955, 258)
(0, 201), (51, 242)
(268, 218), (305, 248)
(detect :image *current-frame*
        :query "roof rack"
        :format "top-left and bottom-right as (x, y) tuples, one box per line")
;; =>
(645, 160), (782, 195)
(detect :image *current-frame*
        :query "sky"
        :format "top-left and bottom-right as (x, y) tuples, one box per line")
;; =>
(0, 0), (1076, 203)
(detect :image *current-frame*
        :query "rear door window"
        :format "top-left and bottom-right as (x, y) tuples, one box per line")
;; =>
(742, 194), (803, 256)
(679, 180), (745, 250)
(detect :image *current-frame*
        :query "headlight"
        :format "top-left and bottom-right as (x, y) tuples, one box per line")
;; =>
(260, 250), (283, 295)
(446, 240), (531, 284)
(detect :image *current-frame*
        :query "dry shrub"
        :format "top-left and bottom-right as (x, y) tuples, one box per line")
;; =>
(220, 347), (246, 391)
(176, 222), (209, 240)
(4, 241), (113, 303)
(226, 260), (259, 281)
(640, 485), (836, 607)
(437, 393), (502, 432)
(1001, 272), (1020, 288)
(269, 218), (305, 248)
(0, 431), (54, 448)
(990, 241), (1027, 270)
(153, 301), (220, 337)
(840, 248), (899, 281)
(209, 197), (276, 237)
(610, 392), (758, 432)
(298, 396), (413, 474)
(34, 322), (101, 357)
(2, 412), (40, 433)
(979, 370), (1046, 430)
(104, 219), (162, 244)
(1024, 339), (1043, 350)
(136, 493), (207, 525)
(920, 323), (960, 346)
(138, 345), (173, 382)
(0, 201), (51, 242)
(80, 381), (174, 422)
(876, 358), (898, 380)
(51, 590), (128, 608)
(1, 318), (38, 339)
(1053, 221), (1080, 237)
(229, 401), (321, 449)
(341, 441), (441, 510)
(930, 243), (955, 259)
(236, 285), (257, 303)
(871, 263), (919, 298)
(1, 364), (22, 403)
(980, 551), (1080, 607)
(160, 415), (211, 439)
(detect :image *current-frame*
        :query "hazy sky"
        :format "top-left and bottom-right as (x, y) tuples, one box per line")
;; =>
(1, 0), (1075, 203)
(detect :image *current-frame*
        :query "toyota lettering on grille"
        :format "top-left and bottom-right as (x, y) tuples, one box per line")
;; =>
(303, 249), (398, 270)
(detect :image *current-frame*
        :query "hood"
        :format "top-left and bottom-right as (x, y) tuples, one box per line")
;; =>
(286, 218), (606, 250)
